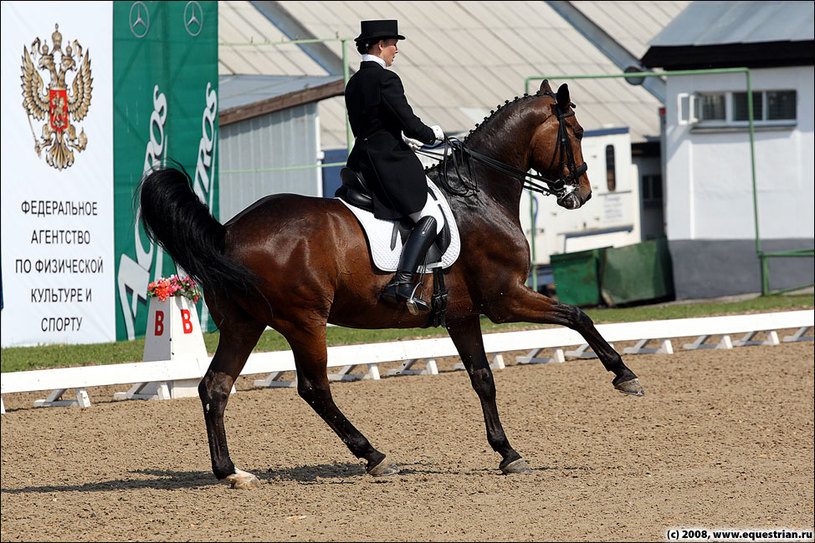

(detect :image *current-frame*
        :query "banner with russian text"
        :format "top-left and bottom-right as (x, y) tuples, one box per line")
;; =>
(1, 2), (115, 347)
(113, 1), (219, 341)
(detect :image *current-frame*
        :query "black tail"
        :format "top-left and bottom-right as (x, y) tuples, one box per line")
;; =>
(138, 165), (262, 300)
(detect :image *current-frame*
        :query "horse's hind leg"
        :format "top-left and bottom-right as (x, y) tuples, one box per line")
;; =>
(282, 322), (397, 476)
(447, 317), (531, 474)
(199, 318), (266, 489)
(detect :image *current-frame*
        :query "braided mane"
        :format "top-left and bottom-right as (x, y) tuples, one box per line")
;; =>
(462, 93), (540, 144)
(426, 93), (543, 196)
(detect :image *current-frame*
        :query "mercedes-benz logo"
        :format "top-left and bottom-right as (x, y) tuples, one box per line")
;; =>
(184, 1), (203, 37)
(129, 1), (150, 38)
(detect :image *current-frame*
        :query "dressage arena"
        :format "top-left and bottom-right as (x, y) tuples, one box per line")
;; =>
(1, 329), (813, 541)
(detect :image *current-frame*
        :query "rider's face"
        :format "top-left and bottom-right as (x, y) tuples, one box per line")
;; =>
(378, 39), (398, 66)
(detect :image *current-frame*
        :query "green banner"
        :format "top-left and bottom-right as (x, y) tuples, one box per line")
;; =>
(113, 1), (219, 341)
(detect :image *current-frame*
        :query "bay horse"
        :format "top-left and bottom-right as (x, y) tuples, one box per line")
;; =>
(139, 79), (644, 489)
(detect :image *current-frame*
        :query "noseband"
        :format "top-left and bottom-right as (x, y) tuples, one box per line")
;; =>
(420, 94), (587, 199)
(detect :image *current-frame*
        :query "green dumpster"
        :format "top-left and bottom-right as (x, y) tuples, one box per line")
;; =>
(550, 248), (606, 306)
(600, 238), (674, 306)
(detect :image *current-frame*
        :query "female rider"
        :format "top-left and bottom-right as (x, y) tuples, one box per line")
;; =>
(345, 19), (446, 313)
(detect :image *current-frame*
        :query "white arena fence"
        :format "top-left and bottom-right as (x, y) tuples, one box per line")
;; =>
(1, 310), (812, 413)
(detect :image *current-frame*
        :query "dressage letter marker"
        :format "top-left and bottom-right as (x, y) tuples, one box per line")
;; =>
(155, 311), (165, 336)
(114, 297), (209, 401)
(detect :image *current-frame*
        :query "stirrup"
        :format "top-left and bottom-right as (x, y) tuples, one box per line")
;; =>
(405, 284), (430, 315)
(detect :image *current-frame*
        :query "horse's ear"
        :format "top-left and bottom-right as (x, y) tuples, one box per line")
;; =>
(556, 83), (571, 112)
(538, 79), (553, 95)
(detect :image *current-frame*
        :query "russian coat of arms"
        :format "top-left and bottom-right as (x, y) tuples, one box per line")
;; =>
(21, 24), (93, 171)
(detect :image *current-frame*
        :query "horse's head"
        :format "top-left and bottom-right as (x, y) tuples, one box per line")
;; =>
(529, 80), (591, 210)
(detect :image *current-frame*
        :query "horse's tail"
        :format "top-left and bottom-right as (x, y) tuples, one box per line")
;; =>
(138, 165), (263, 300)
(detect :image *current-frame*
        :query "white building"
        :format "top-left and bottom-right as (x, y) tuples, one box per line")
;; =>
(642, 1), (814, 298)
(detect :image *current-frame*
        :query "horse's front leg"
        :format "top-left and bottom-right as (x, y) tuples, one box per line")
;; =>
(447, 317), (531, 474)
(496, 284), (644, 396)
(199, 319), (266, 489)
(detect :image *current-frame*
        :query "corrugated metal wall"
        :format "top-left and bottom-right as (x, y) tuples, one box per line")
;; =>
(218, 103), (322, 222)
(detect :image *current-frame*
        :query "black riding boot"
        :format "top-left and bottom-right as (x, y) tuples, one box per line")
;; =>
(381, 216), (438, 313)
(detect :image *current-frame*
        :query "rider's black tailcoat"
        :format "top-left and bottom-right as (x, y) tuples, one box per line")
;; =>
(345, 61), (435, 220)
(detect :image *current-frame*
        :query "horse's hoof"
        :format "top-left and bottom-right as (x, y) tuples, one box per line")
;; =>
(223, 468), (261, 489)
(500, 458), (532, 474)
(614, 377), (644, 396)
(367, 458), (400, 477)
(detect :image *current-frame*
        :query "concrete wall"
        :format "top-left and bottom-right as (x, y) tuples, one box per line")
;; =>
(669, 238), (814, 299)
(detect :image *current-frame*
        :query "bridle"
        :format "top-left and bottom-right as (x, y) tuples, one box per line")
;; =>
(418, 92), (587, 200)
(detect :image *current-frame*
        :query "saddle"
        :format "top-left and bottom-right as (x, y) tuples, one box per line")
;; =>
(335, 168), (453, 267)
(335, 168), (459, 327)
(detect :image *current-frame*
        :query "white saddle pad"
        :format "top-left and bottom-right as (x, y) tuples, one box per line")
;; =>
(337, 179), (461, 273)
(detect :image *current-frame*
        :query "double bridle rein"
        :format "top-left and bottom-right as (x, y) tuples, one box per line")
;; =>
(419, 92), (587, 200)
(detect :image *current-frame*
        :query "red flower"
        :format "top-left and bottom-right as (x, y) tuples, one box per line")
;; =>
(147, 274), (202, 303)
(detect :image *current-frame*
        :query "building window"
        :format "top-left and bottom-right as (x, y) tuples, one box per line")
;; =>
(692, 90), (797, 126)
(766, 91), (796, 120)
(697, 93), (726, 121)
(732, 92), (762, 121)
(605, 144), (616, 192)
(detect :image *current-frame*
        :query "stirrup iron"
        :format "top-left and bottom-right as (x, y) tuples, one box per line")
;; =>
(406, 284), (430, 315)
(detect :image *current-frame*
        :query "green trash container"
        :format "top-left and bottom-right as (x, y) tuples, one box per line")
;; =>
(550, 248), (607, 307)
(600, 238), (675, 306)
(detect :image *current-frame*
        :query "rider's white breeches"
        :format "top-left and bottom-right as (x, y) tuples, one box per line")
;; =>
(409, 178), (445, 235)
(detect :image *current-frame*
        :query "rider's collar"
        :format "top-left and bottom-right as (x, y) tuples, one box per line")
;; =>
(361, 54), (387, 68)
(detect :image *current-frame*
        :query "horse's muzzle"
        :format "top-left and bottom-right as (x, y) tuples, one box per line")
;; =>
(557, 192), (583, 210)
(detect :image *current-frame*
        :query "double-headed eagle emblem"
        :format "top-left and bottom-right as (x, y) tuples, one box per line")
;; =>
(21, 24), (93, 171)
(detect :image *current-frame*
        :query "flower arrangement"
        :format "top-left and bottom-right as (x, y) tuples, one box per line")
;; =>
(147, 274), (202, 303)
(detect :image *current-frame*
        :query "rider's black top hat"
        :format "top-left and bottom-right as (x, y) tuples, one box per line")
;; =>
(354, 20), (405, 43)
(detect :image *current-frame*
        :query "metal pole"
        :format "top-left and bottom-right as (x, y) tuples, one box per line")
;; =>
(744, 71), (765, 294)
(342, 39), (353, 156)
(524, 67), (755, 92)
(221, 37), (346, 47)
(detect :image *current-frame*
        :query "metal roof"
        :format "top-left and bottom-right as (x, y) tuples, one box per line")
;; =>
(218, 1), (692, 147)
(219, 74), (342, 110)
(568, 1), (693, 58)
(649, 1), (814, 47)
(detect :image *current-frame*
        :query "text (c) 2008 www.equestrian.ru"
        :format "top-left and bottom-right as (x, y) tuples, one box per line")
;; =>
(665, 528), (814, 542)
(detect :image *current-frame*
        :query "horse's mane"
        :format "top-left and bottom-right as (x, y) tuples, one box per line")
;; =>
(462, 93), (541, 144)
(427, 93), (542, 197)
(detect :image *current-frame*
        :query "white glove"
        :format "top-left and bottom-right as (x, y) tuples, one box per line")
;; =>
(402, 132), (423, 151)
(431, 125), (445, 143)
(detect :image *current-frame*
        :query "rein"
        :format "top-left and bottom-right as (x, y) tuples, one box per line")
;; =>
(418, 92), (587, 200)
